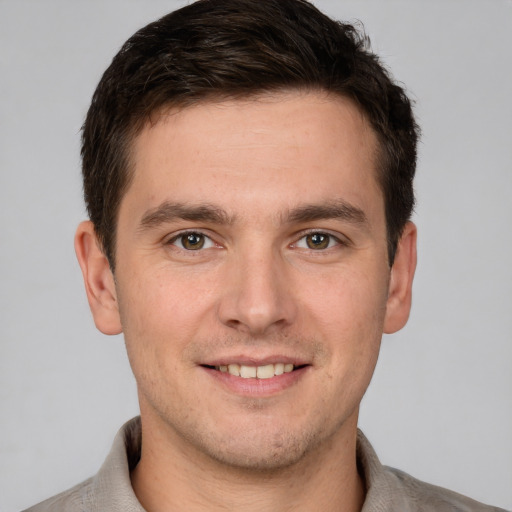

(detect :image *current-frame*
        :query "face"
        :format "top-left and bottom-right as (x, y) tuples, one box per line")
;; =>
(77, 91), (416, 471)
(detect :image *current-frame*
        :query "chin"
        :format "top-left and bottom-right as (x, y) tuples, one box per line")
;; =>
(190, 421), (329, 473)
(205, 441), (311, 472)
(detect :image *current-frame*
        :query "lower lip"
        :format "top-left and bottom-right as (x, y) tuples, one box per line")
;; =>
(201, 366), (310, 397)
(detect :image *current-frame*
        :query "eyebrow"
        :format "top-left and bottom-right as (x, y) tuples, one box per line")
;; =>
(285, 200), (368, 226)
(138, 198), (368, 232)
(139, 201), (233, 231)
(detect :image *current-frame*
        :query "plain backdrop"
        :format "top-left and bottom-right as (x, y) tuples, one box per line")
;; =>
(1, 1), (511, 510)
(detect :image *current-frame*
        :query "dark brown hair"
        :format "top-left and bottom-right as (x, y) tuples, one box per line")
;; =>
(82, 0), (419, 270)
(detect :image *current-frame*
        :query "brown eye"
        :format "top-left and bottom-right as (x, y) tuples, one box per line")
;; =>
(168, 231), (216, 252)
(306, 233), (330, 249)
(179, 232), (206, 250)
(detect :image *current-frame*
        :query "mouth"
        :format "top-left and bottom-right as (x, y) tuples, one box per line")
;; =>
(201, 362), (309, 379)
(200, 359), (311, 397)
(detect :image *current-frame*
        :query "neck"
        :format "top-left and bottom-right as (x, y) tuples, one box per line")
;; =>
(131, 414), (365, 512)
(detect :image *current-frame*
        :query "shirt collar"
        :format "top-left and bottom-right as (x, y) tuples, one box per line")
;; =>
(91, 417), (410, 511)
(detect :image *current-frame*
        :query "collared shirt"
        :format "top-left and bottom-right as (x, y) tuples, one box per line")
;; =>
(24, 417), (507, 512)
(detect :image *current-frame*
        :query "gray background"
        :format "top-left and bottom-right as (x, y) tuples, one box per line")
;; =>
(1, 1), (511, 510)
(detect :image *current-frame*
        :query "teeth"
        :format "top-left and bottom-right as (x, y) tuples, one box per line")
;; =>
(228, 364), (240, 376)
(219, 363), (296, 378)
(240, 365), (257, 378)
(256, 364), (274, 379)
(274, 363), (284, 375)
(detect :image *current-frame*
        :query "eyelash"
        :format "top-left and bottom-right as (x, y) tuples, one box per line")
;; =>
(293, 230), (346, 251)
(166, 230), (216, 251)
(165, 229), (346, 252)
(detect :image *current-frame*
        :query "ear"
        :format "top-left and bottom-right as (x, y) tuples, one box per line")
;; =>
(383, 221), (417, 334)
(74, 221), (122, 335)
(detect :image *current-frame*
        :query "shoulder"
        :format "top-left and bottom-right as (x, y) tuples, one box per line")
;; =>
(357, 430), (508, 512)
(21, 417), (144, 512)
(22, 477), (94, 512)
(384, 466), (509, 512)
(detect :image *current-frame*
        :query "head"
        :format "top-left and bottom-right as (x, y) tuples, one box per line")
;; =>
(75, 0), (418, 476)
(81, 0), (418, 272)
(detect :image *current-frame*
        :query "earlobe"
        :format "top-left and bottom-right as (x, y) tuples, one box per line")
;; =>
(74, 221), (123, 335)
(383, 222), (417, 334)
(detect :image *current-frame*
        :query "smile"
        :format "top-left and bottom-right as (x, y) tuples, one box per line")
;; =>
(215, 363), (295, 379)
(201, 361), (310, 396)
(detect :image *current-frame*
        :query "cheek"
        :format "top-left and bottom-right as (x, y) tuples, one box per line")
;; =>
(303, 265), (388, 379)
(307, 265), (388, 332)
(116, 268), (215, 377)
(120, 265), (214, 332)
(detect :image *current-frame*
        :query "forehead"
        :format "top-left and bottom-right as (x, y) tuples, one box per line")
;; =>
(122, 91), (382, 223)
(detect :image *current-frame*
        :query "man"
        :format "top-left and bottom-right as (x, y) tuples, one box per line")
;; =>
(24, 0), (506, 510)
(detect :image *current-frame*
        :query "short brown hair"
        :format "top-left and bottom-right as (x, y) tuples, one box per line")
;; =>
(82, 0), (419, 270)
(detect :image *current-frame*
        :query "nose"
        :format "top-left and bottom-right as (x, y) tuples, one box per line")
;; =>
(217, 247), (297, 336)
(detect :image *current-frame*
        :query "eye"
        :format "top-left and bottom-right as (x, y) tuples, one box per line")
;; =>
(169, 232), (215, 251)
(295, 232), (340, 250)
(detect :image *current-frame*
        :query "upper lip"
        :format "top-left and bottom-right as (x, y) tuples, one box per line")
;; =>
(200, 354), (311, 367)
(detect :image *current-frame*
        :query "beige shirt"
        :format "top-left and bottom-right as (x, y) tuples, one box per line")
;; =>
(24, 417), (507, 512)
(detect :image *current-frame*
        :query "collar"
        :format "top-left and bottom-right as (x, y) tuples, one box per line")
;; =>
(86, 417), (418, 511)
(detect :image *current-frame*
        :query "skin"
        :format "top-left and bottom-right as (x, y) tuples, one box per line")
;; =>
(75, 91), (416, 512)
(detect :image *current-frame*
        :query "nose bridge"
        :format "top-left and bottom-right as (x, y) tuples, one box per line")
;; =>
(218, 241), (295, 335)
